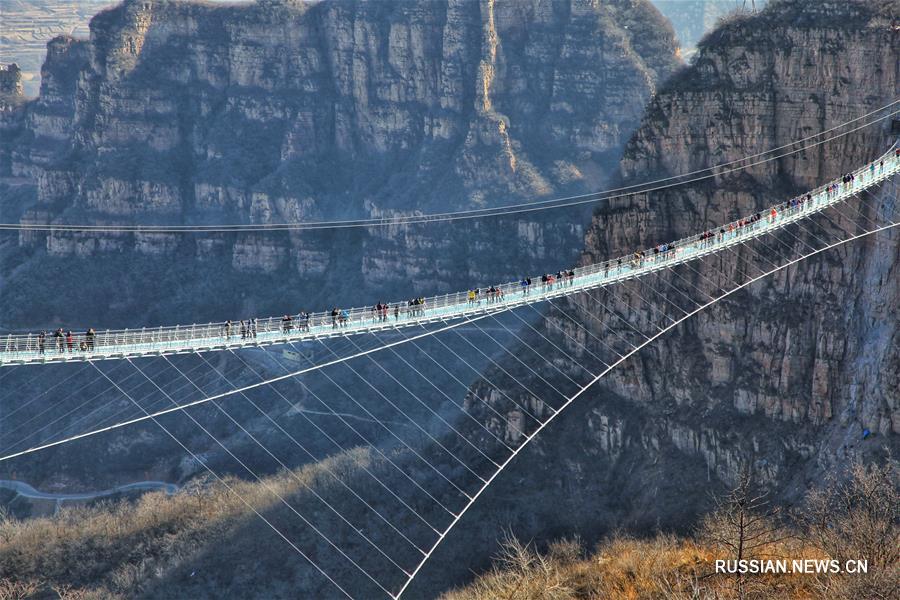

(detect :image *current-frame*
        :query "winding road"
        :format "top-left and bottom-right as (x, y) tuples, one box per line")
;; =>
(0, 479), (178, 501)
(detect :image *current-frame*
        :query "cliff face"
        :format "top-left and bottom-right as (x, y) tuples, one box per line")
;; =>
(1, 0), (678, 327)
(0, 65), (27, 175)
(650, 0), (769, 58)
(412, 0), (899, 592)
(0, 4), (679, 593)
(586, 0), (899, 441)
(0, 65), (25, 101)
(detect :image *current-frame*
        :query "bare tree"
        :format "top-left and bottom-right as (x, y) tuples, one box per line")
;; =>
(698, 470), (790, 598)
(796, 458), (899, 599)
(700, 471), (788, 562)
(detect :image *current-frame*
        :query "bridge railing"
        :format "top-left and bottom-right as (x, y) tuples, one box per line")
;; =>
(1, 145), (897, 363)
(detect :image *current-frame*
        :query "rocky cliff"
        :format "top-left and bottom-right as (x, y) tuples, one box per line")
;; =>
(0, 65), (25, 101)
(0, 0), (678, 328)
(0, 1), (897, 598)
(0, 3), (680, 594)
(651, 0), (769, 58)
(0, 65), (27, 175)
(408, 0), (900, 593)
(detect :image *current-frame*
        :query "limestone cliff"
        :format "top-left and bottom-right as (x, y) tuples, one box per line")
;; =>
(0, 0), (678, 327)
(0, 65), (25, 102)
(0, 64), (27, 175)
(409, 0), (899, 593)
(651, 0), (768, 58)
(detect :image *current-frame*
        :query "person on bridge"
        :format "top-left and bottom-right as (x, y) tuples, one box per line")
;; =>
(331, 307), (339, 329)
(86, 328), (95, 351)
(251, 317), (258, 338)
(394, 304), (400, 320)
(468, 289), (476, 304)
(224, 320), (233, 339)
(37, 331), (45, 354)
(240, 320), (247, 339)
(66, 330), (74, 352)
(300, 311), (310, 332)
(340, 308), (350, 327)
(54, 328), (64, 353)
(282, 314), (292, 333)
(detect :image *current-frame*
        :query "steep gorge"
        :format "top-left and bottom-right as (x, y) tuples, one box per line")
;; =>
(407, 0), (899, 594)
(0, 0), (677, 329)
(1, 1), (897, 598)
(0, 3), (681, 594)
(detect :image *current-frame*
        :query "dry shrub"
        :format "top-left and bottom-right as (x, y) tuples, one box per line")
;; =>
(0, 447), (375, 596)
(546, 536), (582, 565)
(591, 533), (711, 599)
(441, 532), (576, 600)
(0, 578), (41, 600)
(446, 458), (899, 600)
(50, 583), (121, 600)
(797, 459), (899, 600)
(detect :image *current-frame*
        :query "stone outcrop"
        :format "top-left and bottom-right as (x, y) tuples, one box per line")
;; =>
(1, 0), (678, 327)
(0, 64), (25, 101)
(587, 0), (899, 441)
(0, 64), (27, 175)
(409, 0), (899, 593)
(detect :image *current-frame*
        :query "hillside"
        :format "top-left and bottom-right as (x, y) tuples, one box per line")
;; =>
(0, 0), (896, 598)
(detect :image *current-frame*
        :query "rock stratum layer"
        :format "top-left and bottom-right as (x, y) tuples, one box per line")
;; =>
(0, 0), (677, 327)
(410, 0), (899, 593)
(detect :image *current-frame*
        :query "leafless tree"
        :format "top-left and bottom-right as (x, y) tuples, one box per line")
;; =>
(796, 458), (899, 599)
(698, 470), (790, 598)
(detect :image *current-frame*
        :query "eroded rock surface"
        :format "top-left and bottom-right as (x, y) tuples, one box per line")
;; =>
(0, 0), (678, 327)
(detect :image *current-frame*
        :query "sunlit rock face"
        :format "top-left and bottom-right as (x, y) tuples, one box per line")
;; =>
(587, 0), (899, 441)
(0, 0), (678, 327)
(411, 0), (898, 593)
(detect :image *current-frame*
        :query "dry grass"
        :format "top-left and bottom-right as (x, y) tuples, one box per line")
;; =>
(444, 459), (899, 600)
(440, 533), (833, 600)
(0, 455), (895, 599)
(0, 448), (374, 599)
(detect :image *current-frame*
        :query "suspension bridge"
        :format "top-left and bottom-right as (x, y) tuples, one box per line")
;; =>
(0, 129), (897, 599)
(2, 146), (897, 367)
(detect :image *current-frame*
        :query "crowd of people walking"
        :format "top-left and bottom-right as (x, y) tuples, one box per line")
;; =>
(5, 146), (897, 360)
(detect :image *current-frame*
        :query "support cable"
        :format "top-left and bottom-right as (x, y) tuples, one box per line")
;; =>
(90, 360), (355, 600)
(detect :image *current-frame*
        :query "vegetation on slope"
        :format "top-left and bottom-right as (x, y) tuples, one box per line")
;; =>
(0, 448), (386, 599)
(440, 460), (898, 600)
(0, 457), (895, 599)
